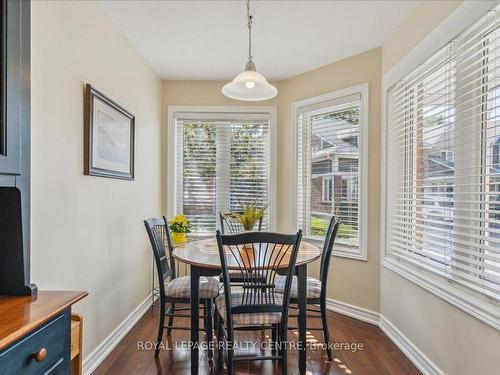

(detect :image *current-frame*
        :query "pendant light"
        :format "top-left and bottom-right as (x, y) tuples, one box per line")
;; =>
(222, 0), (278, 101)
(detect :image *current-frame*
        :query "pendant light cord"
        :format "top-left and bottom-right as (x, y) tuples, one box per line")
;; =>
(247, 0), (253, 62)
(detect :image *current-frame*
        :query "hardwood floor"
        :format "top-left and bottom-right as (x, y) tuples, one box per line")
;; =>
(94, 302), (421, 375)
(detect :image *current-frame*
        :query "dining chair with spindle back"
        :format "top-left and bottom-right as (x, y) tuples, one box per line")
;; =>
(219, 211), (264, 283)
(219, 211), (264, 234)
(214, 230), (303, 375)
(144, 217), (220, 358)
(275, 216), (341, 361)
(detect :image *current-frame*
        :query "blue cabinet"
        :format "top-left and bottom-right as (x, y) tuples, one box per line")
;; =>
(0, 311), (71, 375)
(0, 0), (33, 296)
(0, 292), (87, 375)
(0, 0), (29, 175)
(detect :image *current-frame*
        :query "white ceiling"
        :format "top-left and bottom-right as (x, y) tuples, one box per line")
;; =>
(100, 0), (418, 81)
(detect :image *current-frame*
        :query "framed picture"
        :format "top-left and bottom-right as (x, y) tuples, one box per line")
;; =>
(84, 84), (135, 180)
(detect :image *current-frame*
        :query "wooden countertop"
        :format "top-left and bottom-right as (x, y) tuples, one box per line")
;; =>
(0, 290), (88, 350)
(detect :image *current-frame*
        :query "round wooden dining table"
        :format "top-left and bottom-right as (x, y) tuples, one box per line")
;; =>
(173, 236), (321, 375)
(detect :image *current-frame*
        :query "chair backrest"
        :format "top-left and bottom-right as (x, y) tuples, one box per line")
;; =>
(319, 216), (341, 287)
(144, 217), (176, 297)
(216, 230), (302, 329)
(219, 211), (264, 234)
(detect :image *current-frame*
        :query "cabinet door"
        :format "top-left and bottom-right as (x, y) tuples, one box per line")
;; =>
(0, 0), (27, 175)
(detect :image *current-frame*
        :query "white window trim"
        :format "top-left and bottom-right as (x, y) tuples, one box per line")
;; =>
(293, 83), (369, 261)
(167, 105), (277, 231)
(380, 0), (500, 331)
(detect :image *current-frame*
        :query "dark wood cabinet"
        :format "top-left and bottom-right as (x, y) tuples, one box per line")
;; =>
(0, 0), (33, 295)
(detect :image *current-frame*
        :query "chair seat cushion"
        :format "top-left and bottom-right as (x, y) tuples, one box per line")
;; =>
(274, 275), (322, 299)
(164, 276), (219, 299)
(215, 292), (283, 326)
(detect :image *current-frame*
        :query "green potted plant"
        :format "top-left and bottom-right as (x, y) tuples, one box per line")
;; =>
(168, 214), (192, 244)
(227, 200), (269, 231)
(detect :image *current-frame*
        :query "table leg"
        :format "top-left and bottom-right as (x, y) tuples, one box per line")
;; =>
(297, 264), (307, 375)
(190, 265), (200, 375)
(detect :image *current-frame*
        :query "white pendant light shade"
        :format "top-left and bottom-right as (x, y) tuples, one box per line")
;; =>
(222, 0), (277, 102)
(222, 69), (277, 101)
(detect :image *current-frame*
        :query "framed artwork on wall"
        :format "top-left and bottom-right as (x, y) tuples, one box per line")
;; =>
(84, 84), (135, 180)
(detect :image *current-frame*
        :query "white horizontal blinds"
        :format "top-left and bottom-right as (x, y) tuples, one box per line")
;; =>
(176, 118), (217, 232)
(229, 122), (270, 229)
(176, 113), (271, 233)
(387, 7), (500, 300)
(297, 94), (361, 249)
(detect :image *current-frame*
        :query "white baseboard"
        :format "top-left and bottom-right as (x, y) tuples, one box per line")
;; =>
(82, 293), (156, 375)
(325, 298), (443, 375)
(379, 316), (444, 375)
(325, 298), (380, 325)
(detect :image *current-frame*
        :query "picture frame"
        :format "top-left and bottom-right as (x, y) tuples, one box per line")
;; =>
(84, 84), (135, 180)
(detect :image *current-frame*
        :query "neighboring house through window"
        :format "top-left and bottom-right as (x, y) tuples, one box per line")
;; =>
(295, 84), (368, 260)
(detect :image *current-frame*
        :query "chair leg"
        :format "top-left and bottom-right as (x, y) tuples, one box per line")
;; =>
(155, 301), (165, 357)
(214, 309), (222, 361)
(206, 299), (213, 359)
(166, 302), (175, 335)
(227, 345), (234, 375)
(280, 323), (287, 375)
(320, 299), (333, 361)
(271, 324), (277, 357)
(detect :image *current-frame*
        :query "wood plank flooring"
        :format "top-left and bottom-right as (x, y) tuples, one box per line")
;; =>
(94, 302), (421, 375)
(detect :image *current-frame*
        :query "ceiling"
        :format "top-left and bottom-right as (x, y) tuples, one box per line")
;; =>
(100, 0), (418, 81)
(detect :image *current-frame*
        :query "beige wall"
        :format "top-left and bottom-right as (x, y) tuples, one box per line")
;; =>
(381, 1), (500, 374)
(31, 0), (162, 358)
(163, 48), (382, 312)
(382, 0), (462, 73)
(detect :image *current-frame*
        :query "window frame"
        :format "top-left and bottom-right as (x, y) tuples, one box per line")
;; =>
(381, 0), (500, 330)
(293, 83), (369, 261)
(167, 106), (277, 232)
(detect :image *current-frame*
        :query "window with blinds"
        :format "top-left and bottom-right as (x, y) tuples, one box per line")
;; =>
(386, 7), (500, 300)
(296, 88), (367, 259)
(174, 112), (271, 234)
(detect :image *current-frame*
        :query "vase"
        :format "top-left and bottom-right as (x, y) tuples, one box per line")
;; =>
(172, 232), (187, 244)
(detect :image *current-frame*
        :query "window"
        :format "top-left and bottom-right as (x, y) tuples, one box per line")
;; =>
(295, 85), (368, 260)
(493, 138), (500, 168)
(322, 177), (333, 202)
(168, 108), (275, 234)
(385, 7), (500, 303)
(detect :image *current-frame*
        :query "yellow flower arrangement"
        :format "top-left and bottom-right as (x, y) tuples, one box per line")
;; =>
(169, 214), (192, 244)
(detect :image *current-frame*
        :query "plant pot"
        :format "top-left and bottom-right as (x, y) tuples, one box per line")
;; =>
(172, 232), (187, 244)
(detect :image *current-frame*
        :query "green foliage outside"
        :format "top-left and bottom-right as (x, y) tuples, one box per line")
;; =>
(310, 216), (356, 238)
(322, 107), (359, 125)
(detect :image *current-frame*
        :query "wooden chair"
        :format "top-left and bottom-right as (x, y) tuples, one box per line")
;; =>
(144, 217), (220, 358)
(219, 211), (264, 283)
(275, 216), (341, 361)
(219, 211), (263, 234)
(214, 230), (303, 375)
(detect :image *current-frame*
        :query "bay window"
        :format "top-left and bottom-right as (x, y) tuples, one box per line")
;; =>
(385, 6), (500, 310)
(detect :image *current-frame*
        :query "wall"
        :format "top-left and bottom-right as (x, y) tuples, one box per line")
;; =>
(31, 0), (163, 359)
(163, 47), (382, 313)
(381, 1), (500, 374)
(382, 0), (462, 73)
